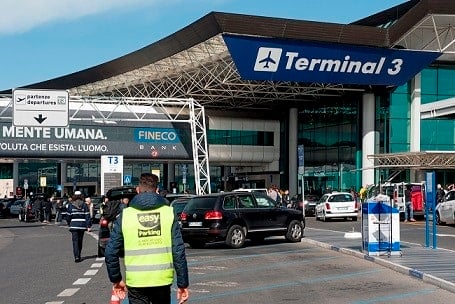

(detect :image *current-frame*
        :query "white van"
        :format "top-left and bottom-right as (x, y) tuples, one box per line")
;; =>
(366, 182), (426, 216)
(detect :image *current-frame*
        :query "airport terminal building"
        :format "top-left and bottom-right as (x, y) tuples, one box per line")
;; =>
(1, 0), (455, 198)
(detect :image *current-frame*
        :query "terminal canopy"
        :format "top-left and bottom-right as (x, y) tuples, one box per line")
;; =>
(368, 152), (455, 169)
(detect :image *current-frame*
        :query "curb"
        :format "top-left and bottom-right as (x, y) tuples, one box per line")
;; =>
(301, 238), (455, 294)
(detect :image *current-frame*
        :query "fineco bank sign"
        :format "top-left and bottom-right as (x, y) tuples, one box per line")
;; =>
(0, 123), (191, 159)
(223, 34), (441, 86)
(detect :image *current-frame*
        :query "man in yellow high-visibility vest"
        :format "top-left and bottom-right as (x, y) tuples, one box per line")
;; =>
(105, 173), (189, 304)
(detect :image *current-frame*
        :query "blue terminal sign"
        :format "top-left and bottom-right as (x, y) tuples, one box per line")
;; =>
(223, 34), (441, 86)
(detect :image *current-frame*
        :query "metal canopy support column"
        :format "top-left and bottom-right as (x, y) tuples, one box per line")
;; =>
(189, 99), (211, 195)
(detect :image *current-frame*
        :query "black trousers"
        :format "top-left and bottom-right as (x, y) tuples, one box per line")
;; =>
(127, 285), (171, 304)
(71, 230), (85, 259)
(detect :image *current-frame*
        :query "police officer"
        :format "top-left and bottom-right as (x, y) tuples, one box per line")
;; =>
(105, 173), (189, 304)
(67, 191), (91, 262)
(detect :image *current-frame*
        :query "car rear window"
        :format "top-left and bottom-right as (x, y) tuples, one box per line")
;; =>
(329, 194), (353, 202)
(185, 197), (217, 211)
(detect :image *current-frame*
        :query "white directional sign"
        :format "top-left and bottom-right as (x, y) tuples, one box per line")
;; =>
(13, 89), (69, 127)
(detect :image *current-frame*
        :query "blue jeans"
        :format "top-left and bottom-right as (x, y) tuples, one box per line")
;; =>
(405, 201), (414, 220)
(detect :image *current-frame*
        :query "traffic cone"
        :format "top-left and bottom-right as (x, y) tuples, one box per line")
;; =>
(110, 290), (120, 304)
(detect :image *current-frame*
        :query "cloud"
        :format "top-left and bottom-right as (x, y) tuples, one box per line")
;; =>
(0, 0), (157, 36)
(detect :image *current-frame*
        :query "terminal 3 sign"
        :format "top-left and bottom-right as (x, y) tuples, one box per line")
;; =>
(223, 34), (441, 86)
(0, 123), (192, 159)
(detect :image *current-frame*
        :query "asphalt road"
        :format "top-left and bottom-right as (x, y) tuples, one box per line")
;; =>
(0, 216), (453, 304)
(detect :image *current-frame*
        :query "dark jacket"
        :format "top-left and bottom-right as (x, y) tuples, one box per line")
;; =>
(66, 199), (91, 231)
(105, 192), (189, 288)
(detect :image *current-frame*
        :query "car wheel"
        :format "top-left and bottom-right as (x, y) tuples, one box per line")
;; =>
(286, 220), (303, 242)
(352, 216), (357, 221)
(322, 212), (327, 222)
(188, 240), (206, 249)
(225, 225), (246, 248)
(97, 245), (105, 257)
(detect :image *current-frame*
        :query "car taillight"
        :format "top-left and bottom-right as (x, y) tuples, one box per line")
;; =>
(355, 202), (359, 210)
(100, 218), (109, 227)
(325, 203), (331, 210)
(204, 210), (223, 220)
(180, 212), (187, 221)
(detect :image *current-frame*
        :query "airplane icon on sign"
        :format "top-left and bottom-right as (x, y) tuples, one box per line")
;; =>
(258, 51), (276, 68)
(254, 47), (282, 72)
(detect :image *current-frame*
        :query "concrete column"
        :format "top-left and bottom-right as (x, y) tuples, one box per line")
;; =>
(410, 73), (421, 153)
(362, 93), (376, 186)
(13, 161), (19, 190)
(167, 162), (175, 192)
(288, 107), (298, 197)
(410, 73), (422, 182)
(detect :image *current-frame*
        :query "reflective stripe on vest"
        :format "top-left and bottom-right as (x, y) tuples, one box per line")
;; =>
(122, 205), (175, 287)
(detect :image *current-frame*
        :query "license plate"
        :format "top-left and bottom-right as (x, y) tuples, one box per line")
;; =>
(338, 207), (348, 210)
(189, 222), (203, 227)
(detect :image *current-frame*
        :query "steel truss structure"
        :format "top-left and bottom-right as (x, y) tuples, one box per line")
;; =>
(69, 35), (364, 110)
(393, 14), (455, 61)
(0, 96), (211, 195)
(368, 152), (455, 169)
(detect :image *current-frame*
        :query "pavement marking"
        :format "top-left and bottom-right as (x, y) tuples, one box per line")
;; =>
(57, 288), (80, 297)
(437, 233), (455, 238)
(84, 269), (99, 276)
(45, 301), (64, 304)
(91, 262), (104, 268)
(73, 278), (91, 285)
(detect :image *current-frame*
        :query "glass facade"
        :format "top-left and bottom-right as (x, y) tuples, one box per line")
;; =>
(207, 129), (274, 146)
(389, 66), (455, 185)
(18, 162), (59, 196)
(298, 98), (360, 195)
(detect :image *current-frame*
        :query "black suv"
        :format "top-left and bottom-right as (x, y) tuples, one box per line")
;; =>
(180, 192), (305, 248)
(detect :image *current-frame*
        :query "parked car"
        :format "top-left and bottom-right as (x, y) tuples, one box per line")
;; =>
(97, 186), (138, 257)
(170, 197), (192, 226)
(9, 200), (25, 217)
(180, 191), (304, 249)
(315, 192), (358, 222)
(19, 199), (35, 222)
(1, 198), (16, 217)
(434, 190), (455, 225)
(292, 194), (320, 216)
(164, 193), (196, 205)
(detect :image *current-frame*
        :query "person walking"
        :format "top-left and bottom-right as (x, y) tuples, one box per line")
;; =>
(105, 173), (189, 304)
(66, 191), (91, 263)
(85, 197), (94, 226)
(43, 197), (53, 223)
(404, 185), (415, 222)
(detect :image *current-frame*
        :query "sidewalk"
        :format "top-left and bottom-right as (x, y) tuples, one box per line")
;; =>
(302, 227), (455, 294)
